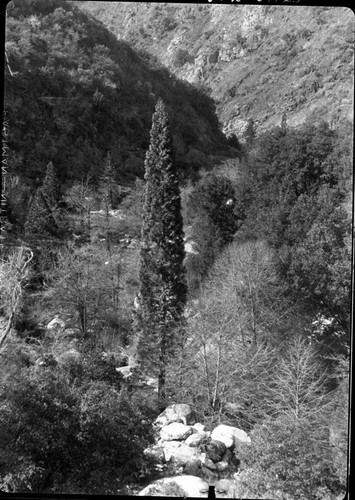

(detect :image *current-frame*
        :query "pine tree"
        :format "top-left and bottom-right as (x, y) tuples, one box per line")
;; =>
(41, 161), (69, 236)
(41, 161), (60, 208)
(99, 152), (115, 211)
(99, 152), (115, 252)
(138, 99), (187, 408)
(25, 188), (58, 239)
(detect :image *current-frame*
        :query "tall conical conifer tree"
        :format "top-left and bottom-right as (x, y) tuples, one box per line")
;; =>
(99, 152), (116, 252)
(99, 152), (115, 211)
(41, 161), (60, 208)
(138, 99), (187, 408)
(25, 188), (58, 238)
(40, 161), (68, 237)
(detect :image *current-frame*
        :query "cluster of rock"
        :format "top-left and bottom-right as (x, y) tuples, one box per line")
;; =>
(138, 475), (237, 498)
(140, 404), (251, 497)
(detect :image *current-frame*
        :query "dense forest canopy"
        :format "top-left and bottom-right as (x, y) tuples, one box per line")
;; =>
(0, 1), (352, 498)
(4, 0), (228, 188)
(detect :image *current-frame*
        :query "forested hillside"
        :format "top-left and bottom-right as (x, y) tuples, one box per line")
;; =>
(0, 1), (352, 498)
(4, 0), (229, 235)
(77, 3), (354, 138)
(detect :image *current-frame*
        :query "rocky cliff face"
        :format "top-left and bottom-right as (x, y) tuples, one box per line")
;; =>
(77, 3), (353, 141)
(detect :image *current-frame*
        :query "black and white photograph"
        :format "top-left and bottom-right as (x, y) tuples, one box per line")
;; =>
(1, 1), (353, 498)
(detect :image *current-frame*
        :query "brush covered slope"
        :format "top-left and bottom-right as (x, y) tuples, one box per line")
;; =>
(77, 3), (353, 140)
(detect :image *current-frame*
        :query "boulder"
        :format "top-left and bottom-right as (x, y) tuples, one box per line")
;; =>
(205, 439), (227, 462)
(215, 478), (238, 498)
(155, 403), (196, 427)
(183, 459), (202, 476)
(144, 376), (158, 392)
(143, 444), (165, 463)
(185, 431), (207, 447)
(201, 456), (217, 470)
(193, 422), (206, 432)
(47, 317), (65, 331)
(138, 475), (209, 497)
(215, 460), (229, 472)
(161, 440), (181, 462)
(184, 240), (199, 255)
(210, 424), (251, 449)
(115, 365), (132, 379)
(162, 441), (205, 466)
(160, 422), (193, 441)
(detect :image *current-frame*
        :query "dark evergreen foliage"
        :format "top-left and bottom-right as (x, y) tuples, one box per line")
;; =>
(138, 99), (187, 405)
(237, 121), (352, 348)
(99, 152), (115, 210)
(4, 0), (227, 203)
(41, 162), (60, 208)
(185, 215), (220, 292)
(188, 173), (239, 247)
(0, 364), (155, 494)
(24, 189), (58, 239)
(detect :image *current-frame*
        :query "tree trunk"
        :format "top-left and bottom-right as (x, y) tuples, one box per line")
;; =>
(0, 310), (15, 348)
(178, 329), (185, 392)
(79, 303), (88, 339)
(202, 336), (212, 407)
(212, 331), (223, 409)
(158, 332), (167, 411)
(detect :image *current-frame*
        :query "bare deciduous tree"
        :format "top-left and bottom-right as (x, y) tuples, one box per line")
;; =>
(166, 240), (307, 427)
(64, 178), (96, 236)
(44, 244), (121, 342)
(0, 246), (33, 348)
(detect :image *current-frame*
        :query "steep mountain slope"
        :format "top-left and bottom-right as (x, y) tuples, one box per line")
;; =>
(4, 0), (229, 191)
(77, 3), (354, 140)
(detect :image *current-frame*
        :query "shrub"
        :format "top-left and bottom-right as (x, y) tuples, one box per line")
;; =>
(72, 381), (156, 493)
(162, 16), (177, 31)
(172, 48), (194, 68)
(0, 366), (156, 494)
(0, 368), (79, 493)
(187, 173), (239, 246)
(237, 336), (345, 499)
(185, 215), (220, 292)
(238, 415), (341, 500)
